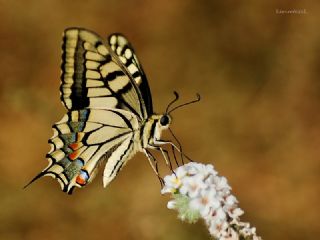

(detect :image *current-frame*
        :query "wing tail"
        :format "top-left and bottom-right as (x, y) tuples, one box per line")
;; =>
(23, 171), (47, 189)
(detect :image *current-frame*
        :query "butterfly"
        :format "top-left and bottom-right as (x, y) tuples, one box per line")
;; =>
(25, 28), (200, 194)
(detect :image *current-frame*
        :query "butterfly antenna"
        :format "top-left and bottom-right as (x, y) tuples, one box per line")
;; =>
(165, 91), (180, 113)
(168, 93), (201, 114)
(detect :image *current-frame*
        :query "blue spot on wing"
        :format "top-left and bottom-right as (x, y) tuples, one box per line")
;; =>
(60, 133), (77, 145)
(69, 122), (85, 132)
(79, 109), (90, 121)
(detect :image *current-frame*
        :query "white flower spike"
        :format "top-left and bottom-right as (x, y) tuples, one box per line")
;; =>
(161, 162), (262, 240)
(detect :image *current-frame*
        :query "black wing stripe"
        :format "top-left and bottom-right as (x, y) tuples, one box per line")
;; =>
(109, 139), (133, 177)
(102, 136), (134, 187)
(108, 109), (133, 131)
(104, 70), (126, 81)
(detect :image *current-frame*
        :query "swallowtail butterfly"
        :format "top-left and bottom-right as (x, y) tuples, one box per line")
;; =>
(26, 28), (199, 194)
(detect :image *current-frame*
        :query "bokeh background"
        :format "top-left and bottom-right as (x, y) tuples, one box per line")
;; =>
(0, 0), (319, 239)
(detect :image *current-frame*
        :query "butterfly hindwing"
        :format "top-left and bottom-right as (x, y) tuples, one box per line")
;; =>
(60, 28), (147, 119)
(29, 109), (138, 194)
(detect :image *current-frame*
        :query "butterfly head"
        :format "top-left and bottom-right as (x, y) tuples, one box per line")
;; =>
(147, 114), (172, 144)
(159, 114), (171, 128)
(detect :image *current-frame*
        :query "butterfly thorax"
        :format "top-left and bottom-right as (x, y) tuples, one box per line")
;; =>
(140, 114), (171, 149)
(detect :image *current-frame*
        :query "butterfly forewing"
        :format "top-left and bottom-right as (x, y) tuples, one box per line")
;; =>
(109, 34), (153, 116)
(60, 28), (147, 119)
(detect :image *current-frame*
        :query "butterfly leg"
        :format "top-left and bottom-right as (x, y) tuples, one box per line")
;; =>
(170, 144), (180, 166)
(159, 147), (175, 173)
(153, 139), (194, 164)
(168, 128), (185, 164)
(152, 142), (180, 166)
(143, 149), (164, 186)
(148, 144), (177, 174)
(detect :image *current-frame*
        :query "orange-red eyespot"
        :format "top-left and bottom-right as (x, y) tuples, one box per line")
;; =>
(68, 150), (80, 160)
(76, 170), (89, 186)
(69, 143), (79, 150)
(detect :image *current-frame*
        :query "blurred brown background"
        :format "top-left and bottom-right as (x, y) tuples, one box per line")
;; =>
(0, 0), (319, 239)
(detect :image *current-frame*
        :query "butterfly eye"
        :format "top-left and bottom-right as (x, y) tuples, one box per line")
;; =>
(160, 115), (170, 126)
